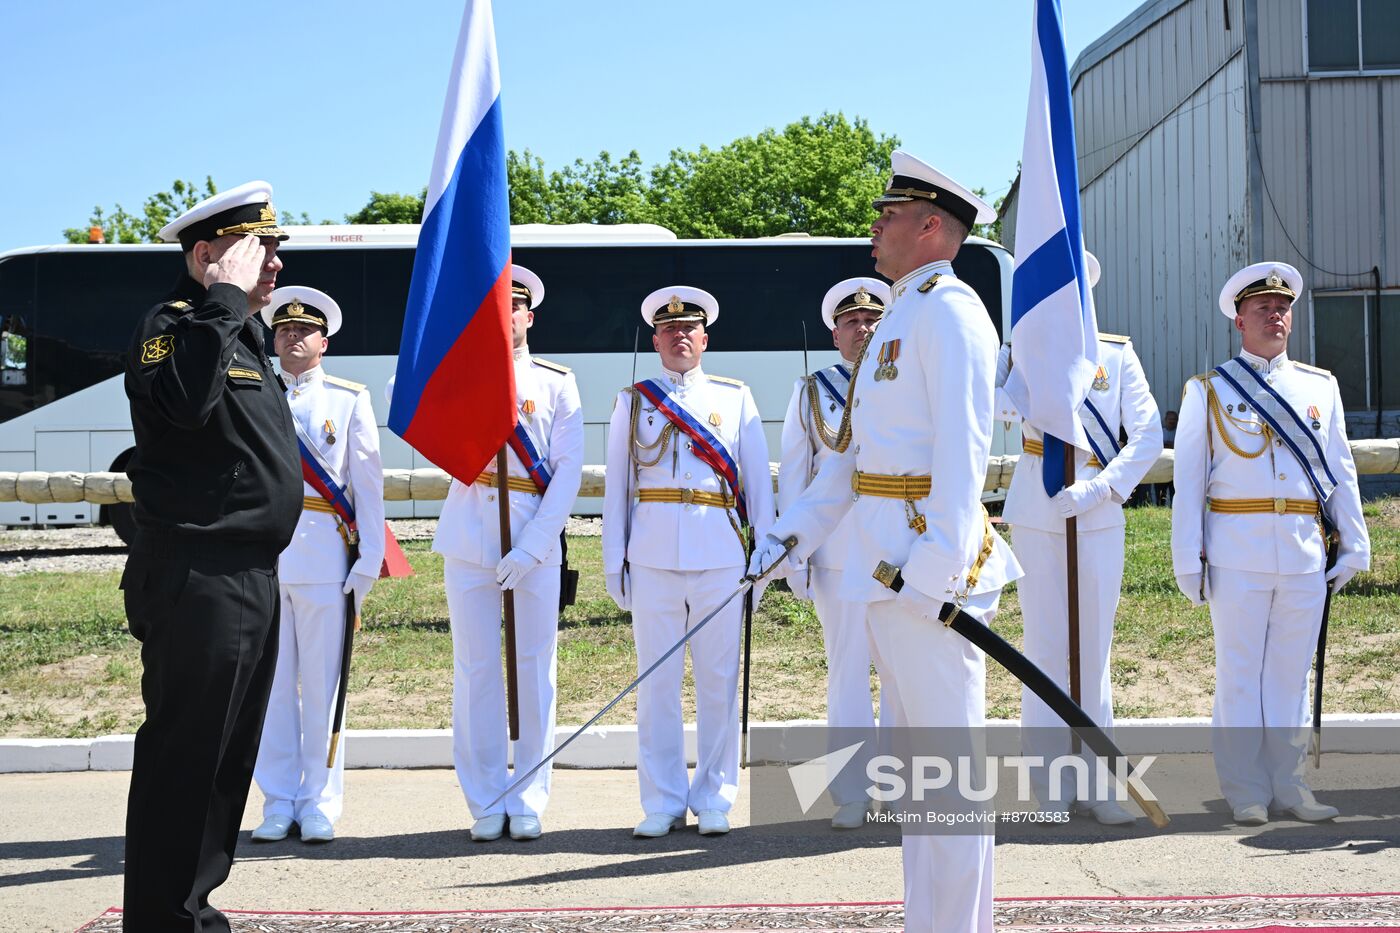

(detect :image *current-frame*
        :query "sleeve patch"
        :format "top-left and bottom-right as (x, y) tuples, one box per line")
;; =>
(140, 334), (174, 366)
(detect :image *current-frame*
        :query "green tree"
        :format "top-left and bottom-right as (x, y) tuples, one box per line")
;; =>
(504, 113), (898, 237)
(344, 189), (426, 225)
(64, 177), (218, 244)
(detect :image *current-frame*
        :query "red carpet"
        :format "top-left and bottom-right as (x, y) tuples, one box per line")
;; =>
(76, 893), (1400, 932)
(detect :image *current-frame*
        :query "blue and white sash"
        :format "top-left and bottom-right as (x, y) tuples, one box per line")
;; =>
(812, 363), (851, 410)
(1079, 397), (1121, 468)
(1213, 357), (1338, 512)
(634, 378), (748, 523)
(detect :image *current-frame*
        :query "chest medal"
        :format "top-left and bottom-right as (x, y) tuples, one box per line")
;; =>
(1092, 365), (1110, 392)
(874, 339), (901, 382)
(324, 419), (336, 445)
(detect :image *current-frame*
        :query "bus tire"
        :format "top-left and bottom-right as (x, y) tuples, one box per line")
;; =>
(102, 448), (138, 546)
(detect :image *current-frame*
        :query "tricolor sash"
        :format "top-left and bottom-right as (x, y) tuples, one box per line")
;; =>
(1079, 397), (1121, 469)
(296, 421), (359, 546)
(634, 378), (748, 524)
(505, 420), (552, 493)
(1213, 357), (1338, 517)
(813, 363), (851, 410)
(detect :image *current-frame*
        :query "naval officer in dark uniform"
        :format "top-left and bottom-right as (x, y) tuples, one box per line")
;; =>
(121, 180), (302, 932)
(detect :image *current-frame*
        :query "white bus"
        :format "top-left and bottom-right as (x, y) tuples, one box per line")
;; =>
(0, 224), (1017, 538)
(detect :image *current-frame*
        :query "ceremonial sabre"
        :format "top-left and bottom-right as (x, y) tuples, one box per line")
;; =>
(1311, 530), (1341, 767)
(485, 536), (798, 811)
(326, 534), (360, 768)
(873, 561), (1170, 829)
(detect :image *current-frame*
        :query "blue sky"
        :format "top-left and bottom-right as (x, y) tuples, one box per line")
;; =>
(0, 0), (1144, 252)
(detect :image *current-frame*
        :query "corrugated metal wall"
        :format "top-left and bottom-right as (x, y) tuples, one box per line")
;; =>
(1072, 0), (1247, 414)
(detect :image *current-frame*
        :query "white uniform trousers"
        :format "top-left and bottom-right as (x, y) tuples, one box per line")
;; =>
(1207, 565), (1326, 811)
(810, 568), (893, 807)
(631, 564), (745, 818)
(255, 582), (347, 824)
(445, 558), (560, 819)
(866, 589), (999, 933)
(1013, 525), (1125, 809)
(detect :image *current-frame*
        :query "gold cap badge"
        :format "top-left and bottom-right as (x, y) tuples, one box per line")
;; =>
(1266, 271), (1283, 288)
(668, 295), (685, 314)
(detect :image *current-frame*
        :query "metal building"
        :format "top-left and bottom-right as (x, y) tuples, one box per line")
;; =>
(1023, 0), (1399, 437)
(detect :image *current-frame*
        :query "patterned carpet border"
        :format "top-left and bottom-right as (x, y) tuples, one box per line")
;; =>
(76, 893), (1400, 932)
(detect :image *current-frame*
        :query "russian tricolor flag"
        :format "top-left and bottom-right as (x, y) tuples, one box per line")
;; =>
(389, 0), (515, 483)
(1005, 0), (1100, 495)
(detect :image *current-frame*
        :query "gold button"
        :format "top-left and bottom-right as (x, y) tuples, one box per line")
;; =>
(684, 472), (692, 479)
(1275, 439), (1283, 447)
(486, 494), (495, 502)
(1278, 473), (1286, 481)
(855, 398), (861, 407)
(1273, 498), (1287, 514)
(855, 445), (861, 454)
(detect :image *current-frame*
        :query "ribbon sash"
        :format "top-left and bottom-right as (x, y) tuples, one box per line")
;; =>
(506, 419), (552, 493)
(295, 420), (358, 539)
(634, 379), (748, 523)
(1213, 358), (1338, 510)
(813, 363), (851, 410)
(1079, 397), (1121, 468)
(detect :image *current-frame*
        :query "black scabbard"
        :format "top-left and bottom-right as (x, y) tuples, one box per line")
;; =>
(1312, 533), (1341, 766)
(326, 541), (359, 768)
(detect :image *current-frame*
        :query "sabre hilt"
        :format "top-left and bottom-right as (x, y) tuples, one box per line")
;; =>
(745, 535), (798, 583)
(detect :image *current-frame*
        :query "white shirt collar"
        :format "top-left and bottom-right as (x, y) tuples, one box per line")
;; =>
(1240, 347), (1290, 373)
(661, 363), (705, 389)
(513, 344), (530, 364)
(285, 365), (323, 387)
(839, 357), (858, 369)
(891, 259), (955, 298)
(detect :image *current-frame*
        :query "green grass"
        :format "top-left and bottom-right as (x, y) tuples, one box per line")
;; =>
(1, 501), (1396, 737)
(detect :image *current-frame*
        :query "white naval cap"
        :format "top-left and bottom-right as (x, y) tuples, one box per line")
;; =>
(261, 285), (342, 337)
(1085, 251), (1101, 288)
(1218, 261), (1302, 319)
(641, 285), (718, 327)
(821, 277), (890, 331)
(511, 264), (544, 310)
(156, 180), (289, 249)
(872, 150), (997, 230)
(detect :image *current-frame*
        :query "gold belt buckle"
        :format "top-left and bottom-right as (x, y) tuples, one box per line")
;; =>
(681, 488), (695, 505)
(850, 472), (861, 497)
(1274, 497), (1287, 514)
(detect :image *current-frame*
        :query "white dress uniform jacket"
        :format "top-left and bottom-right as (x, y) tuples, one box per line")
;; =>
(601, 364), (776, 820)
(779, 363), (859, 571)
(999, 336), (1163, 532)
(1171, 349), (1369, 812)
(432, 348), (584, 820)
(768, 260), (1022, 933)
(280, 367), (386, 582)
(995, 336), (1162, 809)
(255, 366), (384, 826)
(1172, 351), (1369, 577)
(602, 365), (775, 575)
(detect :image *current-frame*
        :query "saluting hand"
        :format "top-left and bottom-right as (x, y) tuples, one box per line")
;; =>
(202, 234), (267, 295)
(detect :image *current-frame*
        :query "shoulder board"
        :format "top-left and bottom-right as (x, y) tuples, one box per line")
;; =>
(1293, 361), (1331, 377)
(531, 356), (571, 374)
(1098, 333), (1130, 344)
(161, 299), (193, 313)
(708, 375), (745, 387)
(1192, 371), (1217, 384)
(916, 274), (941, 294)
(323, 374), (366, 392)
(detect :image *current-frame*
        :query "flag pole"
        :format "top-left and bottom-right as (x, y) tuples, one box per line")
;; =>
(496, 447), (521, 742)
(1064, 443), (1082, 754)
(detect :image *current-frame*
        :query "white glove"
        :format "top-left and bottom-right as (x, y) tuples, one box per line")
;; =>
(605, 571), (631, 611)
(786, 567), (813, 602)
(995, 343), (1012, 388)
(495, 547), (540, 591)
(1053, 476), (1112, 518)
(746, 534), (793, 580)
(1175, 572), (1208, 607)
(343, 571), (376, 613)
(1326, 564), (1358, 593)
(896, 584), (945, 623)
